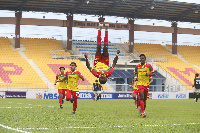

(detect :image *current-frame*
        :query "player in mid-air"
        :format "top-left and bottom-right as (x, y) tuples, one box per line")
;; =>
(84, 23), (120, 84)
(56, 62), (84, 114)
(134, 54), (155, 117)
(192, 73), (200, 103)
(54, 67), (67, 109)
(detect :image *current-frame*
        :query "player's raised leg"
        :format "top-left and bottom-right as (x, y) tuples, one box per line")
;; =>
(94, 23), (103, 66)
(102, 24), (109, 57)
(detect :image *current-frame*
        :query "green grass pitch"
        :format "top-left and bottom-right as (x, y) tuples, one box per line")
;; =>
(0, 99), (199, 133)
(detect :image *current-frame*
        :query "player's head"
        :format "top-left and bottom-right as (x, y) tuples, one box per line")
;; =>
(59, 67), (65, 73)
(99, 73), (107, 84)
(95, 80), (98, 83)
(195, 73), (199, 78)
(139, 54), (146, 64)
(70, 62), (77, 71)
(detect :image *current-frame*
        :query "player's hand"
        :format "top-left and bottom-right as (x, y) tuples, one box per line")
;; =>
(145, 73), (149, 76)
(192, 85), (194, 87)
(54, 83), (56, 85)
(84, 53), (88, 59)
(117, 50), (120, 54)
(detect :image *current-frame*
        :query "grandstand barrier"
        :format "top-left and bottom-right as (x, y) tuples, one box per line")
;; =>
(50, 50), (83, 59)
(0, 83), (191, 92)
(0, 91), (190, 99)
(25, 91), (188, 99)
(109, 84), (189, 92)
(0, 82), (49, 90)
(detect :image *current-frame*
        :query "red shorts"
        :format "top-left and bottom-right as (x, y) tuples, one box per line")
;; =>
(58, 89), (66, 95)
(94, 54), (109, 66)
(66, 90), (79, 100)
(137, 85), (149, 94)
(72, 91), (79, 99)
(132, 89), (139, 95)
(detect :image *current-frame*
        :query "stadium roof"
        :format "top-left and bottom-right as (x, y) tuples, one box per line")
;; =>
(0, 0), (200, 23)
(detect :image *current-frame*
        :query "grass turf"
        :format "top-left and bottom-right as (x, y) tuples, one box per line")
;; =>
(0, 99), (199, 133)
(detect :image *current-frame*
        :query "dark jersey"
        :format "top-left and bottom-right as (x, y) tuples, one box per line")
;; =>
(93, 83), (99, 91)
(194, 78), (200, 89)
(99, 84), (103, 91)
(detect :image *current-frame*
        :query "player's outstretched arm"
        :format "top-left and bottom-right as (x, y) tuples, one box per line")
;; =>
(78, 74), (85, 81)
(84, 53), (92, 71)
(145, 72), (155, 76)
(112, 50), (120, 68)
(57, 77), (67, 83)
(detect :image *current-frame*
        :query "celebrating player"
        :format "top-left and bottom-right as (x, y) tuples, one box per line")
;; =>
(84, 23), (120, 84)
(134, 54), (155, 117)
(54, 67), (67, 109)
(56, 62), (84, 114)
(192, 73), (200, 103)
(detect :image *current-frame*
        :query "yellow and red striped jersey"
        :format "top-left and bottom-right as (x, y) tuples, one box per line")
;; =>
(56, 73), (67, 89)
(66, 70), (82, 91)
(134, 63), (154, 86)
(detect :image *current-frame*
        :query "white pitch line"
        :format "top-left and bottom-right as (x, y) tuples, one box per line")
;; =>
(0, 107), (33, 109)
(17, 123), (200, 130)
(0, 124), (31, 133)
(0, 106), (56, 109)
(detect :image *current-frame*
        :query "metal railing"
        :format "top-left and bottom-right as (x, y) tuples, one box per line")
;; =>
(0, 82), (193, 92)
(108, 84), (191, 92)
(0, 82), (48, 90)
(50, 50), (83, 59)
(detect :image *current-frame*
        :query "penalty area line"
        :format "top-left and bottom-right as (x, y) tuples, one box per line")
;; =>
(17, 123), (200, 130)
(0, 124), (31, 133)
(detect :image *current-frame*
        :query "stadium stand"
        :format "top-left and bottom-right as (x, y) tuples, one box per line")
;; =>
(166, 44), (200, 68)
(134, 43), (200, 90)
(73, 40), (125, 56)
(20, 38), (108, 90)
(0, 37), (47, 89)
(110, 70), (165, 79)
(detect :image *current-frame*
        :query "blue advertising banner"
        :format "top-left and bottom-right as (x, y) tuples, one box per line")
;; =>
(5, 91), (26, 98)
(27, 91), (155, 99)
(79, 92), (114, 99)
(113, 93), (133, 99)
